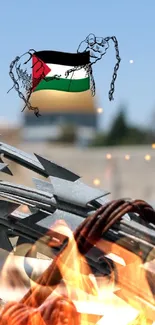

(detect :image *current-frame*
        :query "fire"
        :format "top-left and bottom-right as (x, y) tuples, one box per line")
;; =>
(0, 218), (154, 324)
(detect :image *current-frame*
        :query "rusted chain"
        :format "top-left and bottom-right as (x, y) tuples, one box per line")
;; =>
(19, 198), (155, 308)
(0, 296), (80, 325)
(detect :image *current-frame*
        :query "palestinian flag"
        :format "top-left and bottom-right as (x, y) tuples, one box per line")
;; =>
(29, 50), (96, 113)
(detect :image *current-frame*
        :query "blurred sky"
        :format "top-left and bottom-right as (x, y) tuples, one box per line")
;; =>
(0, 0), (155, 130)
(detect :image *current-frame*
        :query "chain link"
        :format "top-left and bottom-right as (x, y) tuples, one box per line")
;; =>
(8, 55), (41, 117)
(8, 53), (64, 117)
(66, 35), (121, 100)
(104, 36), (121, 101)
(8, 36), (121, 117)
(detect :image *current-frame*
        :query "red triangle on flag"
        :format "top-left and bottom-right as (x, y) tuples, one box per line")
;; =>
(32, 55), (51, 91)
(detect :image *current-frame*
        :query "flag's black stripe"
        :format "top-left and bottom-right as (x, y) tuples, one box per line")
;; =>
(35, 50), (90, 66)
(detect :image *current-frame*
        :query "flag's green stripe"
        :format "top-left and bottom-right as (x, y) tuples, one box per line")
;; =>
(33, 77), (90, 93)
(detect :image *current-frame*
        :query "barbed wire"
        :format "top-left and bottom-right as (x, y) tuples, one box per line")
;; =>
(20, 198), (154, 308)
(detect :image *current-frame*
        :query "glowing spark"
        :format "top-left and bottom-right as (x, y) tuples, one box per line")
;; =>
(21, 205), (29, 213)
(125, 154), (130, 160)
(152, 143), (155, 149)
(145, 154), (151, 161)
(106, 153), (112, 160)
(97, 108), (103, 114)
(93, 178), (101, 186)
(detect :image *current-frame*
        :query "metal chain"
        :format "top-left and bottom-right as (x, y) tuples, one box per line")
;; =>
(104, 36), (121, 101)
(8, 56), (41, 117)
(66, 35), (121, 100)
(8, 36), (121, 118)
(16, 66), (32, 92)
(85, 64), (96, 96)
(8, 54), (62, 117)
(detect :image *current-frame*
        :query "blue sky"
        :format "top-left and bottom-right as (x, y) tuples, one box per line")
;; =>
(0, 0), (155, 130)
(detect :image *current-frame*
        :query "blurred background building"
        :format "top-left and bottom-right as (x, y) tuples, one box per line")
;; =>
(1, 104), (155, 206)
(22, 107), (97, 146)
(1, 0), (155, 206)
(22, 85), (98, 146)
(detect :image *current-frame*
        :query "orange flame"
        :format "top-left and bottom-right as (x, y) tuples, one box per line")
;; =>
(0, 219), (154, 324)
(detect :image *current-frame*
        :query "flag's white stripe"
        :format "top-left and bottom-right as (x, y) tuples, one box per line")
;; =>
(46, 63), (88, 80)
